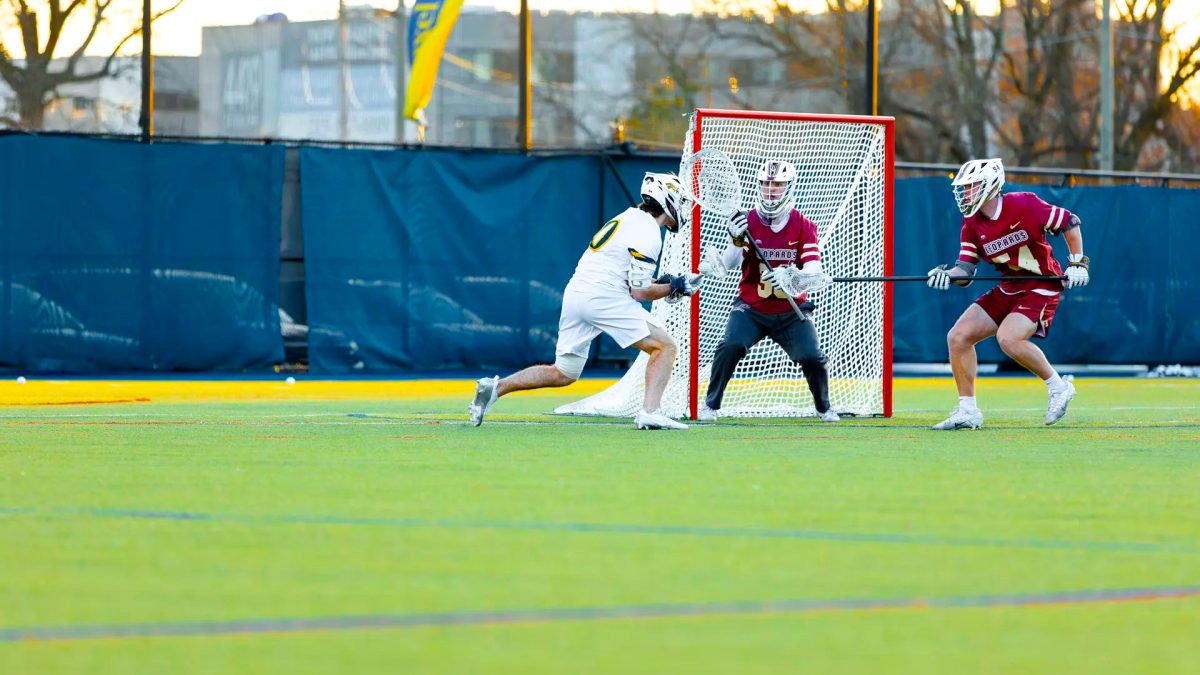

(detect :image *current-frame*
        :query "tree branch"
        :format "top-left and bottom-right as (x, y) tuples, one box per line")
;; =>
(45, 0), (87, 59)
(58, 0), (185, 87)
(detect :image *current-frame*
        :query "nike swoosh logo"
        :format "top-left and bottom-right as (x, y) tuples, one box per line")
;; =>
(1016, 306), (1029, 310)
(1009, 221), (1021, 230)
(787, 240), (800, 245)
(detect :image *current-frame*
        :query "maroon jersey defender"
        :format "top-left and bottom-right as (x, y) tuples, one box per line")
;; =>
(956, 191), (1073, 338)
(737, 208), (821, 312)
(957, 191), (1070, 296)
(928, 158), (1090, 431)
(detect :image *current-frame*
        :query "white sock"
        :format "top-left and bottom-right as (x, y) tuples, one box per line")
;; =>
(1044, 373), (1066, 393)
(959, 396), (978, 411)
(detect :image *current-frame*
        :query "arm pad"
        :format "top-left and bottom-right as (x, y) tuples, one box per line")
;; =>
(628, 254), (657, 290)
(952, 260), (976, 287)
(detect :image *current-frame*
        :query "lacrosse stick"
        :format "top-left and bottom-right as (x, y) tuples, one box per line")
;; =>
(678, 148), (812, 321)
(831, 275), (1066, 283)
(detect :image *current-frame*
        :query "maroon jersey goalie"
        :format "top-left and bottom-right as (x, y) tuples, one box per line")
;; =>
(694, 159), (838, 423)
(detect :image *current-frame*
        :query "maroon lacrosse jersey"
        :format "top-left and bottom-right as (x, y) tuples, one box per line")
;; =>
(957, 192), (1070, 296)
(738, 208), (821, 313)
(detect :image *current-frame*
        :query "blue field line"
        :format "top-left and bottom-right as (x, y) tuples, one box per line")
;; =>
(2, 585), (1198, 643)
(5, 506), (1199, 556)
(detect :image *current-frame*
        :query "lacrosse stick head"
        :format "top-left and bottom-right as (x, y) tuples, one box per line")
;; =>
(678, 148), (743, 217)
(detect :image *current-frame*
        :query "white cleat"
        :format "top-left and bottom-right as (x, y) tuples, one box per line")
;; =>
(1045, 380), (1076, 425)
(932, 406), (984, 430)
(819, 409), (841, 422)
(634, 409), (688, 430)
(469, 376), (499, 427)
(696, 405), (718, 422)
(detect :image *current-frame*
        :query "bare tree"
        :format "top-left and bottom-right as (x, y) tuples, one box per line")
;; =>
(623, 11), (718, 146)
(993, 0), (1092, 166)
(0, 0), (184, 129)
(701, 0), (865, 113)
(1112, 0), (1200, 170)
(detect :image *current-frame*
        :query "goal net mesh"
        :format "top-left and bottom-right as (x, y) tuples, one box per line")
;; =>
(556, 111), (890, 418)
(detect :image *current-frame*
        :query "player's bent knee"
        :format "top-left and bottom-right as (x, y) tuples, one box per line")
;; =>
(996, 332), (1023, 354)
(799, 356), (827, 370)
(947, 329), (974, 351)
(642, 334), (677, 357)
(553, 353), (586, 381)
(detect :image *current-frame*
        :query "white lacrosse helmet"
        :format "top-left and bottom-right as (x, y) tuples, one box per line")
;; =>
(756, 159), (796, 219)
(952, 158), (1005, 217)
(640, 172), (690, 233)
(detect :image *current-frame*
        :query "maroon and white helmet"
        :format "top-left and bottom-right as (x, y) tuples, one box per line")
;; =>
(952, 158), (1005, 217)
(756, 159), (796, 219)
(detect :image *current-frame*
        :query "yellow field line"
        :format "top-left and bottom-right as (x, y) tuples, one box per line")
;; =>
(0, 377), (1048, 407)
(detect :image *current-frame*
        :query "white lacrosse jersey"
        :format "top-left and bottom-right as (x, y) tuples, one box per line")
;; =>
(564, 207), (663, 296)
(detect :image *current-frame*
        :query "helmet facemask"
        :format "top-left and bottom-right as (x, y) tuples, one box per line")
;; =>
(756, 159), (797, 220)
(951, 158), (1005, 217)
(759, 179), (792, 219)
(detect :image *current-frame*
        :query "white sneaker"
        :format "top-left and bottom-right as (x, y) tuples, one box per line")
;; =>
(819, 409), (840, 422)
(634, 409), (688, 430)
(1045, 380), (1076, 425)
(696, 405), (718, 422)
(932, 406), (984, 430)
(469, 376), (499, 427)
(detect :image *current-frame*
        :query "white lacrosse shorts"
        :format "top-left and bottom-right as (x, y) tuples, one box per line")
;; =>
(555, 288), (662, 358)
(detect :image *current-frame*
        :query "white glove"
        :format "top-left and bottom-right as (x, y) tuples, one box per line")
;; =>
(775, 266), (805, 297)
(727, 211), (749, 246)
(1065, 256), (1090, 289)
(927, 264), (951, 291)
(760, 266), (782, 289)
(698, 247), (728, 279)
(767, 265), (825, 297)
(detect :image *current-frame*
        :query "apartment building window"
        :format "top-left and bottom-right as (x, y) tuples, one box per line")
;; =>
(155, 92), (199, 112)
(467, 49), (494, 82)
(533, 52), (574, 84)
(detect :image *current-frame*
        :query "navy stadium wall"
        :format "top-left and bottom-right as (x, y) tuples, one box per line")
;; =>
(1, 135), (1196, 372)
(0, 136), (284, 372)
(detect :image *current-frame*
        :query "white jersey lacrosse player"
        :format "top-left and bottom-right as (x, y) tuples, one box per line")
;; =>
(469, 173), (703, 430)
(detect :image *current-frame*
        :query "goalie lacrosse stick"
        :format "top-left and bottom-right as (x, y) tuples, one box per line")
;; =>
(678, 148), (812, 321)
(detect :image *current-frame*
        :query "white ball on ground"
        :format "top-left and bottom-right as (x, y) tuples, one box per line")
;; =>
(16, 376), (26, 385)
(285, 376), (296, 385)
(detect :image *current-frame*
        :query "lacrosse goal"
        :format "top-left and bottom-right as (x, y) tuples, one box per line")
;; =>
(557, 109), (894, 419)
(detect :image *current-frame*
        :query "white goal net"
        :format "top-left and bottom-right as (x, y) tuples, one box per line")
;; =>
(556, 109), (893, 419)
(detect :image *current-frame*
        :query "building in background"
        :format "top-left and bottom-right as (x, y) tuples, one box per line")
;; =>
(0, 56), (197, 135)
(196, 8), (843, 148)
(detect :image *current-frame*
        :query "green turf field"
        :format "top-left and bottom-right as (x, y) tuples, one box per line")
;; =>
(2, 377), (1199, 674)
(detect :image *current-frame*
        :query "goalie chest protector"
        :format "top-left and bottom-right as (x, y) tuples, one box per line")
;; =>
(738, 209), (819, 313)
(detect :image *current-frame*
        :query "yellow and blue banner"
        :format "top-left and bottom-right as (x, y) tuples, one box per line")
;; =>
(405, 0), (464, 121)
